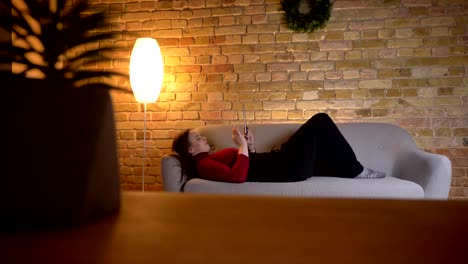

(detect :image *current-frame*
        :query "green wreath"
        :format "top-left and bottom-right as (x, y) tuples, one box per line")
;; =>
(280, 0), (333, 33)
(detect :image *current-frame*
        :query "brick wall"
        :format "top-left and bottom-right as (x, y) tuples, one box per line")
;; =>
(91, 0), (467, 198)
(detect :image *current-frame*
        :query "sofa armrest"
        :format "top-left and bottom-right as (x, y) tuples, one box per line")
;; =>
(161, 155), (184, 192)
(393, 149), (451, 199)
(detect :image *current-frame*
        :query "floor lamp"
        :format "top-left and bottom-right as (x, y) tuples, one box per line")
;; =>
(129, 38), (164, 192)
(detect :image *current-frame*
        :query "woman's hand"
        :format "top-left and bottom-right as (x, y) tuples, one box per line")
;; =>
(245, 129), (256, 153)
(232, 127), (247, 146)
(232, 127), (249, 156)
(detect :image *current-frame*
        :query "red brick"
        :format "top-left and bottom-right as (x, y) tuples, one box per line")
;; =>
(180, 37), (195, 45)
(122, 12), (150, 21)
(207, 74), (223, 83)
(202, 102), (232, 111)
(200, 111), (222, 120)
(397, 118), (431, 127)
(334, 1), (367, 9)
(402, 0), (432, 7)
(267, 63), (299, 72)
(203, 64), (233, 73)
(319, 41), (352, 51)
(173, 65), (202, 73)
(452, 158), (468, 167)
(450, 148), (468, 157)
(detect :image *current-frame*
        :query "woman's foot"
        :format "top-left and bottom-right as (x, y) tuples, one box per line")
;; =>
(355, 167), (386, 179)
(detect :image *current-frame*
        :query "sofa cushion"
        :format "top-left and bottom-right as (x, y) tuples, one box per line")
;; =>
(184, 176), (424, 199)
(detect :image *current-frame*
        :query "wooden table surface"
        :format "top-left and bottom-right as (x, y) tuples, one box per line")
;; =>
(1, 191), (467, 264)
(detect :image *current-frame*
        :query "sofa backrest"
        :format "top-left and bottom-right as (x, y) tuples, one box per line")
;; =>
(196, 122), (418, 177)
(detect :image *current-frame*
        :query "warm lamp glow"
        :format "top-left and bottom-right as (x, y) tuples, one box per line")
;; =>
(129, 38), (164, 103)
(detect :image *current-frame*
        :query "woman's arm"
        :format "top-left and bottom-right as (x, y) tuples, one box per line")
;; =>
(194, 128), (250, 183)
(196, 152), (249, 183)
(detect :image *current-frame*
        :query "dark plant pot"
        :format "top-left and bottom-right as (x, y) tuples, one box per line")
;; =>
(2, 79), (121, 232)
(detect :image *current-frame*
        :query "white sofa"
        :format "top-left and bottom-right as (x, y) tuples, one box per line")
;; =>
(162, 122), (452, 200)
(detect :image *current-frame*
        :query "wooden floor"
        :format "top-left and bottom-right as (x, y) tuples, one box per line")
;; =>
(1, 191), (468, 264)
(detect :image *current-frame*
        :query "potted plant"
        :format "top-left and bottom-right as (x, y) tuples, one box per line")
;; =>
(1, 0), (128, 231)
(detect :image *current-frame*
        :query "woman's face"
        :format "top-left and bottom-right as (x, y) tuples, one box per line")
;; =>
(188, 130), (210, 156)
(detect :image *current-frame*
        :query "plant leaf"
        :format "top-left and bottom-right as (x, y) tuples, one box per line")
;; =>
(4, 0), (127, 91)
(78, 82), (131, 93)
(71, 70), (128, 81)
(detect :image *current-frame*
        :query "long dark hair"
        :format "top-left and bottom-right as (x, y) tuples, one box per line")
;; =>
(171, 129), (198, 191)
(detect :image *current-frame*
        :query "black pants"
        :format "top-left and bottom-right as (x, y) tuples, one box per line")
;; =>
(247, 113), (363, 182)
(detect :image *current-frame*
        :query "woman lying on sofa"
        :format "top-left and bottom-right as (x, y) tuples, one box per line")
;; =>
(171, 113), (385, 187)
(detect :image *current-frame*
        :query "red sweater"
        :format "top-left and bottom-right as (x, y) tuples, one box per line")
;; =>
(193, 148), (249, 183)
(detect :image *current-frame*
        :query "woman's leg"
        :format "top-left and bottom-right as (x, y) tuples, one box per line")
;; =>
(277, 113), (363, 180)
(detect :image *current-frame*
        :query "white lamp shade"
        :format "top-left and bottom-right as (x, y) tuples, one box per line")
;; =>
(129, 38), (164, 103)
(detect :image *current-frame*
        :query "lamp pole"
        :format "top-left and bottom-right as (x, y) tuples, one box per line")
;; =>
(142, 103), (147, 192)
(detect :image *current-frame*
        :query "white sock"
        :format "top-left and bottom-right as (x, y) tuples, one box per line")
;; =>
(355, 167), (386, 179)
